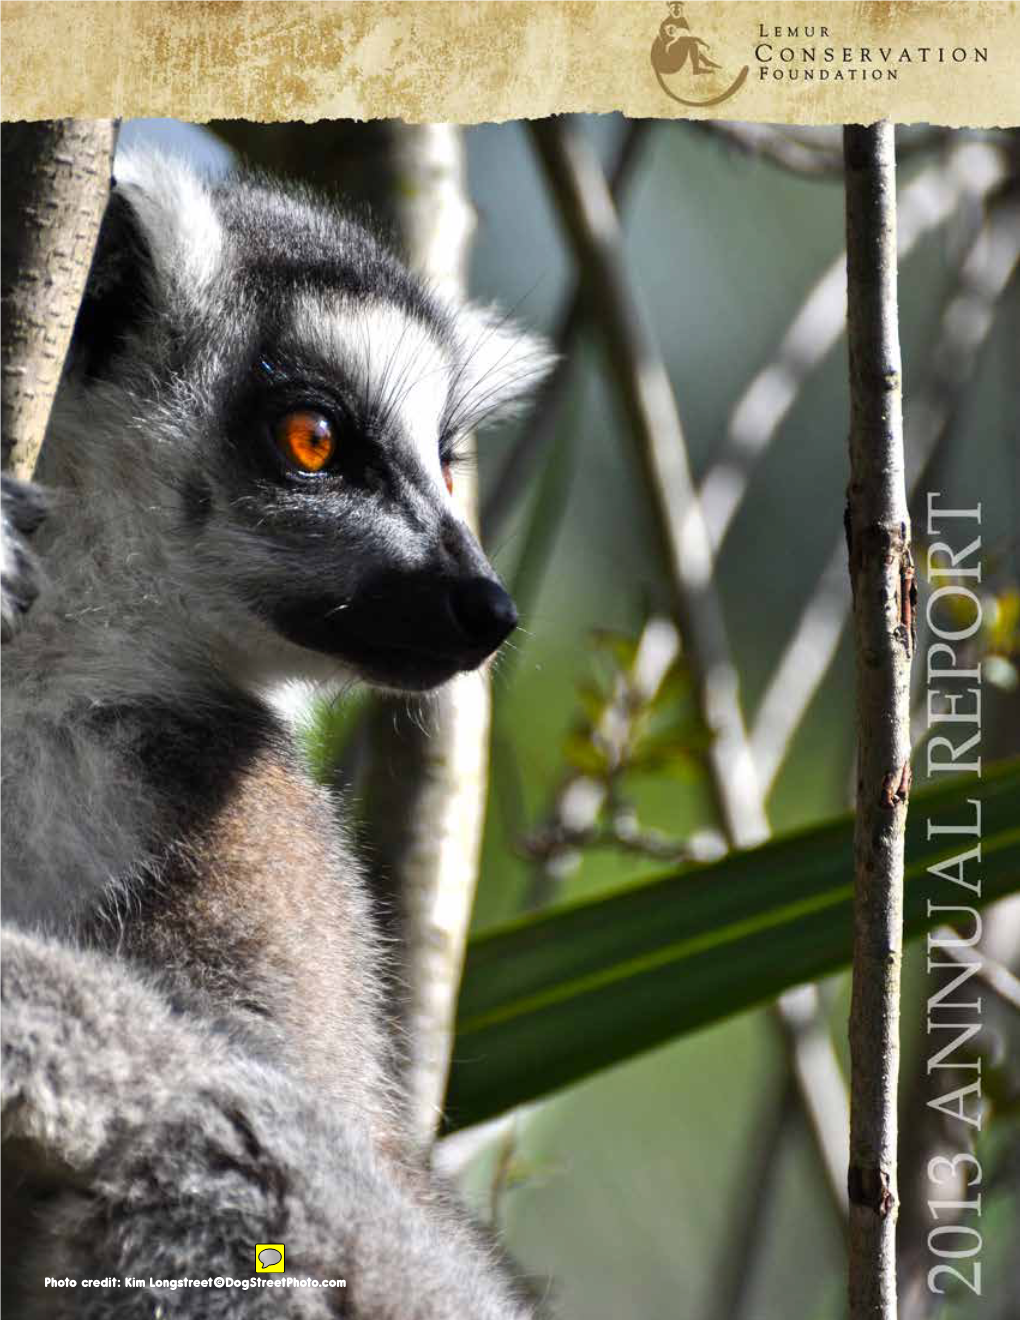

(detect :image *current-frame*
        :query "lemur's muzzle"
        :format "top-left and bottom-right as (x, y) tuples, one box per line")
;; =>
(268, 560), (518, 691)
(446, 577), (518, 655)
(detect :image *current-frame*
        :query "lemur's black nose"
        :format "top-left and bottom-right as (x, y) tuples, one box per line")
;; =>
(448, 578), (518, 653)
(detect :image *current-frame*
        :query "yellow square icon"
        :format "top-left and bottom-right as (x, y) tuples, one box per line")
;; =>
(256, 1244), (285, 1273)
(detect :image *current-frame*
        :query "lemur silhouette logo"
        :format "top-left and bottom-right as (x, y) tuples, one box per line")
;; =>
(651, 2), (749, 107)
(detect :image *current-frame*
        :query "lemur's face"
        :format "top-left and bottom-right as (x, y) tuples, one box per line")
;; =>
(207, 294), (527, 692)
(69, 156), (551, 693)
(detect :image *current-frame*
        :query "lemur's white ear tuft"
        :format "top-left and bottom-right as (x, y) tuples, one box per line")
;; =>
(113, 151), (224, 295)
(447, 303), (556, 434)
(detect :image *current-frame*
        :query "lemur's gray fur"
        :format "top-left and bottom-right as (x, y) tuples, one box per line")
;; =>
(1, 152), (552, 1317)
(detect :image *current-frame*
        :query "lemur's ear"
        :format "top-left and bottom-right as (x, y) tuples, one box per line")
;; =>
(111, 152), (224, 294)
(71, 153), (223, 378)
(447, 303), (555, 434)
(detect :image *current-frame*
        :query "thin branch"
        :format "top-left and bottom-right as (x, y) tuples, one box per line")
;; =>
(529, 117), (767, 849)
(488, 1119), (522, 1230)
(432, 1100), (545, 1222)
(904, 196), (1020, 502)
(939, 936), (1020, 1014)
(697, 140), (1008, 560)
(779, 983), (853, 1223)
(522, 617), (712, 910)
(502, 415), (576, 683)
(1, 120), (117, 477)
(843, 121), (912, 1320)
(693, 120), (847, 177)
(751, 539), (851, 790)
(693, 123), (950, 182)
(522, 816), (697, 866)
(481, 118), (652, 543)
(528, 117), (850, 1228)
(703, 1071), (798, 1320)
(751, 188), (1018, 791)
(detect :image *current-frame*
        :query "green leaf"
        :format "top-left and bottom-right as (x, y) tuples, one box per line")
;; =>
(445, 759), (1020, 1131)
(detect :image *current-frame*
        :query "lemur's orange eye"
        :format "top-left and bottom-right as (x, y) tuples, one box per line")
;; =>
(274, 411), (336, 473)
(442, 462), (454, 496)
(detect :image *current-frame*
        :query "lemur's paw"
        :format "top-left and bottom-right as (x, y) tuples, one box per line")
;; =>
(1, 475), (47, 643)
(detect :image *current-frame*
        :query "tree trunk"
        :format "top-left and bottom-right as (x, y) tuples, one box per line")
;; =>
(1, 120), (116, 477)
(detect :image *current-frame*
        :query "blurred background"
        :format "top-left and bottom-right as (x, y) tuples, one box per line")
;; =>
(119, 116), (1019, 1320)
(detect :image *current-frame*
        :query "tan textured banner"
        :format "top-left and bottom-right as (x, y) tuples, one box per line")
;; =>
(1, 1), (1018, 126)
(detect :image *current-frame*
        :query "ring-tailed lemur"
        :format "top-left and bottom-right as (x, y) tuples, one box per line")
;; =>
(1, 151), (552, 1318)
